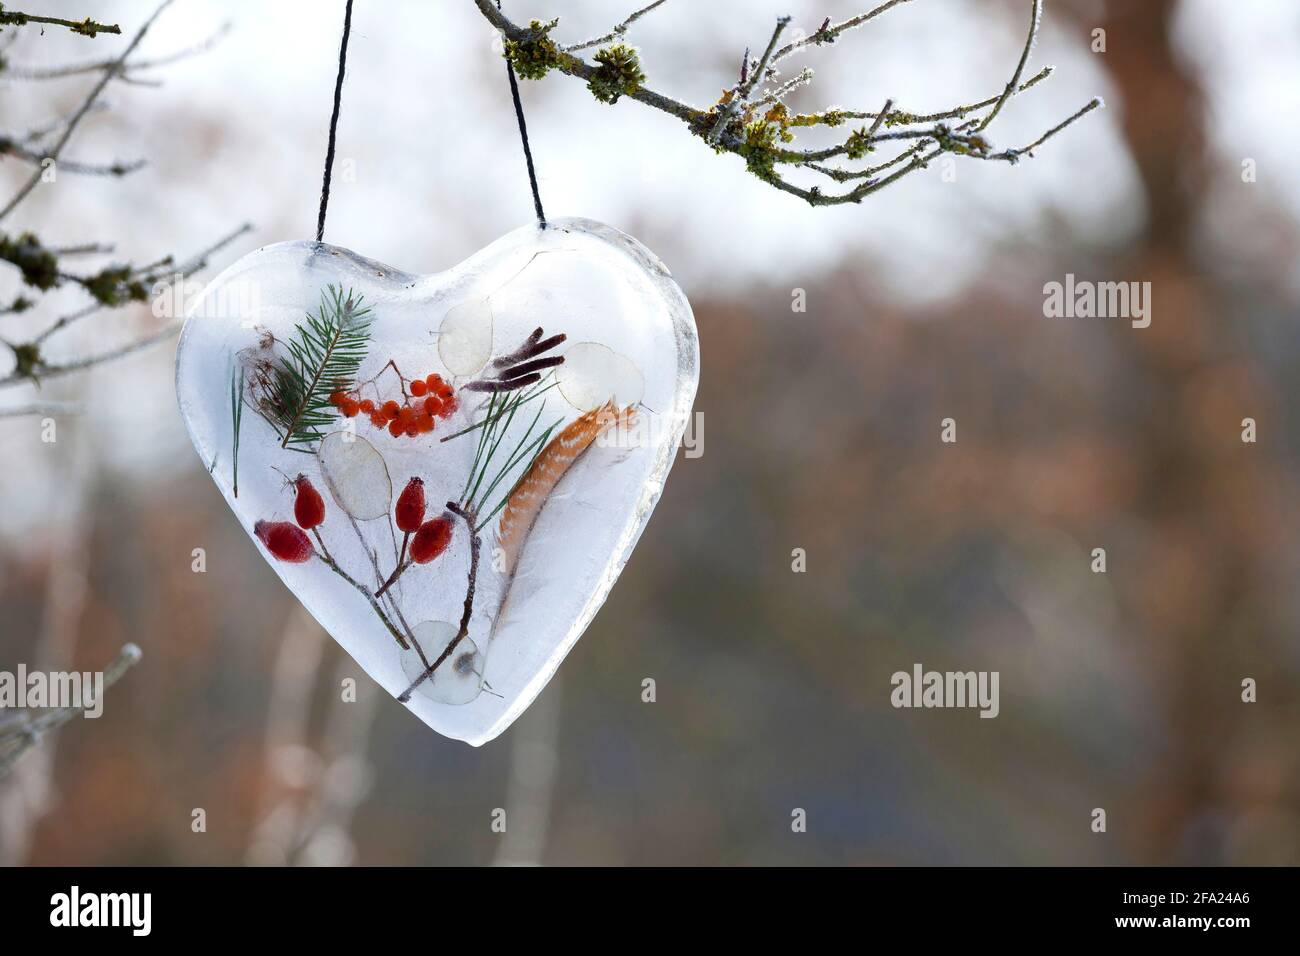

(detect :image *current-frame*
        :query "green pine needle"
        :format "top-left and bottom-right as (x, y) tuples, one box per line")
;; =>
(229, 362), (244, 497)
(256, 284), (373, 450)
(453, 374), (561, 528)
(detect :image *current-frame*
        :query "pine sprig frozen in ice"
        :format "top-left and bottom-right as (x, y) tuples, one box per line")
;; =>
(257, 285), (373, 451)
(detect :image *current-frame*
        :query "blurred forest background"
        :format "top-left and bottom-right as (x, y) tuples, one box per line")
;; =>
(1, 0), (1298, 865)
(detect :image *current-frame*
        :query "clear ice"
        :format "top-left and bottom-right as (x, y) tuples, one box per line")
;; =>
(176, 219), (699, 745)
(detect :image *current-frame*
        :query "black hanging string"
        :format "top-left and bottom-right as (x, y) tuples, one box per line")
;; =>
(315, 0), (545, 239)
(500, 2), (547, 228)
(316, 0), (355, 243)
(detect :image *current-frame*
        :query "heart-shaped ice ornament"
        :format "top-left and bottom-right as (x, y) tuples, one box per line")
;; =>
(177, 219), (698, 745)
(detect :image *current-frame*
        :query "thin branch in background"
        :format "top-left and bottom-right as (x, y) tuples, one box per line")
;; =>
(17, 101), (110, 145)
(976, 0), (1041, 132)
(49, 242), (116, 256)
(0, 0), (175, 221)
(0, 20), (231, 81)
(0, 7), (121, 38)
(0, 399), (80, 418)
(493, 676), (562, 867)
(0, 222), (252, 393)
(246, 607), (324, 865)
(0, 644), (142, 779)
(0, 425), (95, 863)
(13, 322), (180, 380)
(245, 606), (380, 867)
(0, 136), (145, 176)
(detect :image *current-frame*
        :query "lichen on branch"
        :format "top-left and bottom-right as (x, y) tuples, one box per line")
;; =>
(502, 18), (567, 81)
(587, 44), (645, 105)
(475, 0), (1101, 207)
(0, 4), (121, 38)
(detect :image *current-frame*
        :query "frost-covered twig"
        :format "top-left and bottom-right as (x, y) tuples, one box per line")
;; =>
(563, 0), (669, 53)
(754, 67), (813, 108)
(976, 0), (1040, 132)
(474, 0), (1101, 206)
(706, 16), (791, 144)
(985, 96), (1105, 164)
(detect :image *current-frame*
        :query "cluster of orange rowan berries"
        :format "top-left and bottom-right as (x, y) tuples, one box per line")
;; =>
(329, 373), (459, 438)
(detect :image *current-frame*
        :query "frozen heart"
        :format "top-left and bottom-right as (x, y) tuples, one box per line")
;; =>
(176, 219), (698, 745)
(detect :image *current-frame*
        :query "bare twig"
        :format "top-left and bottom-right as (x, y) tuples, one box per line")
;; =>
(0, 8), (121, 38)
(398, 503), (481, 702)
(0, 0), (174, 221)
(18, 101), (111, 145)
(0, 644), (142, 780)
(1, 21), (231, 81)
(0, 136), (145, 177)
(7, 221), (252, 360)
(977, 0), (1041, 132)
(986, 96), (1104, 163)
(563, 0), (669, 53)
(4, 322), (179, 384)
(774, 0), (917, 64)
(315, 547), (411, 651)
(707, 16), (791, 144)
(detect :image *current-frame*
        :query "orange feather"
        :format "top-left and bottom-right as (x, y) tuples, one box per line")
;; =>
(495, 400), (634, 580)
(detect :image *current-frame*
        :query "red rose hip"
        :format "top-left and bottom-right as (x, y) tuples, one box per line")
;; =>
(395, 477), (426, 533)
(292, 475), (326, 529)
(255, 520), (314, 563)
(409, 514), (453, 564)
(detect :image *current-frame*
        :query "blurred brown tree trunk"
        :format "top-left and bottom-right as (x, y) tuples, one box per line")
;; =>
(1093, 0), (1275, 861)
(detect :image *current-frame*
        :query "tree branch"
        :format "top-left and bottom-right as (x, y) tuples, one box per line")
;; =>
(474, 0), (1101, 206)
(0, 0), (173, 221)
(707, 16), (791, 144)
(0, 7), (121, 39)
(563, 0), (669, 53)
(0, 21), (230, 81)
(0, 644), (142, 780)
